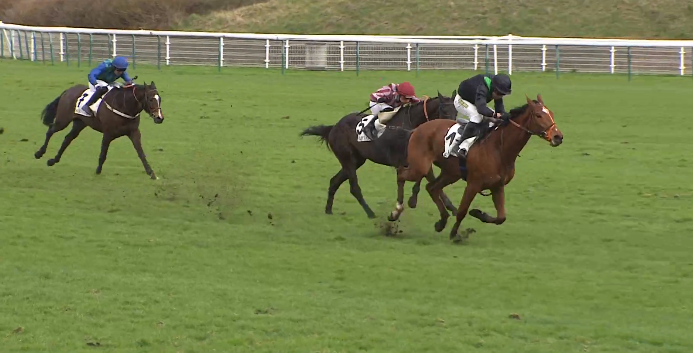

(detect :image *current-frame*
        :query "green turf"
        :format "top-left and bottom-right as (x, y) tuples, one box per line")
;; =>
(180, 0), (693, 39)
(1, 59), (692, 353)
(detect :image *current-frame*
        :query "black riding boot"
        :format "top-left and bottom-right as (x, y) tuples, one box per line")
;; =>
(451, 121), (480, 157)
(82, 87), (107, 115)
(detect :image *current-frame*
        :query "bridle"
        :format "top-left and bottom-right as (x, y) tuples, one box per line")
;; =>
(506, 105), (556, 142)
(130, 85), (161, 119)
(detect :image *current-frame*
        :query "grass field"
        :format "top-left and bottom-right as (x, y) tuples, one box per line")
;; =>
(181, 0), (693, 39)
(1, 59), (693, 352)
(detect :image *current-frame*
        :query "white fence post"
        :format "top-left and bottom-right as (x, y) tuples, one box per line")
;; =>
(541, 45), (546, 71)
(165, 35), (170, 65)
(219, 37), (224, 68)
(680, 47), (685, 75)
(111, 33), (117, 57)
(284, 40), (290, 69)
(339, 41), (344, 71)
(610, 46), (616, 74)
(508, 35), (513, 75)
(30, 31), (36, 61)
(406, 43), (412, 71)
(473, 44), (478, 70)
(59, 32), (64, 62)
(493, 44), (498, 74)
(264, 39), (270, 68)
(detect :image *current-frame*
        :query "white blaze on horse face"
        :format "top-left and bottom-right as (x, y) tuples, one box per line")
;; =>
(541, 105), (555, 124)
(154, 94), (162, 118)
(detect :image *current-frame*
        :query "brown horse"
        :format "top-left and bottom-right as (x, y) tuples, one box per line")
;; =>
(301, 91), (459, 219)
(34, 81), (164, 179)
(389, 94), (564, 242)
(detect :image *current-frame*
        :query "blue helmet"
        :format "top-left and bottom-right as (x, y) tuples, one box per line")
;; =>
(112, 56), (129, 70)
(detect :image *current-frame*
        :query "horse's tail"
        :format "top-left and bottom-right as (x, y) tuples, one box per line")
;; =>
(41, 91), (65, 126)
(300, 125), (334, 152)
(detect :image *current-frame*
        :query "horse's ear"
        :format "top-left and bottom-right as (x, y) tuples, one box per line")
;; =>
(150, 81), (156, 89)
(437, 90), (441, 98)
(451, 89), (457, 98)
(525, 94), (533, 106)
(537, 94), (544, 104)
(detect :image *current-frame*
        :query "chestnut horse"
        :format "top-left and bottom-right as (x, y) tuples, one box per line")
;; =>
(389, 95), (564, 242)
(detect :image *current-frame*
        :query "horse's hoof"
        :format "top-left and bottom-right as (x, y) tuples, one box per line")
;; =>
(95, 168), (102, 175)
(434, 219), (447, 232)
(150, 172), (158, 180)
(325, 210), (333, 215)
(469, 209), (485, 219)
(407, 197), (418, 209)
(34, 151), (43, 159)
(367, 213), (377, 219)
(47, 159), (56, 166)
(387, 214), (398, 222)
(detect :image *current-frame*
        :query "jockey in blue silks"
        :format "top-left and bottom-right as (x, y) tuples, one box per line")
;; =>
(80, 56), (133, 115)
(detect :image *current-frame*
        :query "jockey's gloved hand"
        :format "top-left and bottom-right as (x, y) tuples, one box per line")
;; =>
(500, 112), (511, 122)
(376, 97), (386, 103)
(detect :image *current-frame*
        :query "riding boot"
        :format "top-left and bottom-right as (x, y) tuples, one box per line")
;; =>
(82, 87), (107, 115)
(450, 121), (480, 157)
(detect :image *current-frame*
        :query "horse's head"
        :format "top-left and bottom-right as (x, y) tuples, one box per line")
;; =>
(142, 81), (164, 124)
(519, 94), (563, 147)
(435, 89), (457, 120)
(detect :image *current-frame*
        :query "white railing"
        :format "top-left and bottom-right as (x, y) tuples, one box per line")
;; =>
(1, 21), (692, 77)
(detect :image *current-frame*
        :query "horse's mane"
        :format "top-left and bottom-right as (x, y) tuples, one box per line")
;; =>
(508, 100), (539, 119)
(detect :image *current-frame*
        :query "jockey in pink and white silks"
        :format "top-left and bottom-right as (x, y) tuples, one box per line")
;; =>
(364, 82), (420, 139)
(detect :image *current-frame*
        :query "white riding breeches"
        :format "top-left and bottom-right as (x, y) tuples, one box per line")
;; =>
(89, 80), (109, 92)
(454, 94), (493, 124)
(369, 101), (392, 117)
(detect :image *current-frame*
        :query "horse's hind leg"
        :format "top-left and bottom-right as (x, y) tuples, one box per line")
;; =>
(449, 183), (482, 242)
(326, 169), (349, 215)
(35, 125), (56, 159)
(35, 115), (72, 160)
(426, 172), (459, 232)
(47, 119), (86, 166)
(344, 156), (376, 219)
(469, 185), (506, 225)
(408, 168), (437, 209)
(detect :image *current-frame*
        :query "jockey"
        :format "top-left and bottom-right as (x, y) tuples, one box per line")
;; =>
(365, 82), (420, 137)
(447, 73), (512, 158)
(80, 56), (133, 115)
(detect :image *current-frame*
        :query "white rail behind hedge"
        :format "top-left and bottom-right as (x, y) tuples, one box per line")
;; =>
(1, 22), (692, 77)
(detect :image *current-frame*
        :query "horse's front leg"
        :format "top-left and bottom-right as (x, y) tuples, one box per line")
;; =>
(128, 128), (157, 179)
(388, 174), (406, 222)
(449, 182), (482, 242)
(469, 185), (506, 225)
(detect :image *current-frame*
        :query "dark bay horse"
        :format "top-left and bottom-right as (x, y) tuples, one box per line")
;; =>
(389, 94), (564, 241)
(34, 81), (164, 179)
(301, 91), (459, 218)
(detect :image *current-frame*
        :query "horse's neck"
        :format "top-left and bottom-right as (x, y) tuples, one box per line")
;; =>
(403, 99), (437, 128)
(110, 87), (145, 115)
(491, 113), (532, 162)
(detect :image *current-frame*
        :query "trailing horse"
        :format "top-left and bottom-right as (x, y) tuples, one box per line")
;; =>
(387, 94), (564, 242)
(301, 91), (458, 218)
(35, 80), (165, 179)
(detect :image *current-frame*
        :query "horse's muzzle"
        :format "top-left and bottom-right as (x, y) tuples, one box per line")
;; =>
(550, 134), (563, 147)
